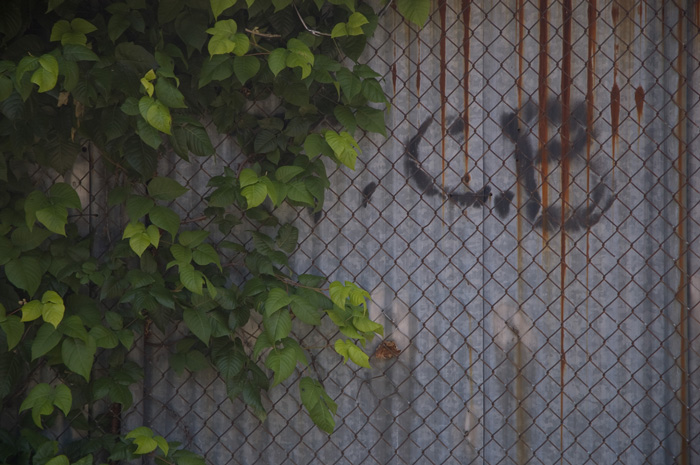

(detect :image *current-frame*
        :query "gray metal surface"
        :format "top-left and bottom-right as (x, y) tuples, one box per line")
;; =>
(107, 1), (700, 464)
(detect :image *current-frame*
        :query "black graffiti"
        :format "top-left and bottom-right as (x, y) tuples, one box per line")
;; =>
(404, 117), (491, 209)
(360, 181), (377, 208)
(499, 98), (613, 232)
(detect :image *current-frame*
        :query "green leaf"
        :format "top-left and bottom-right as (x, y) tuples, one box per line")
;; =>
(139, 116), (163, 148)
(208, 34), (236, 55)
(397, 0), (431, 26)
(336, 68), (361, 100)
(265, 347), (296, 386)
(128, 232), (151, 257)
(290, 297), (321, 325)
(155, 78), (187, 108)
(90, 325), (119, 349)
(299, 377), (337, 434)
(276, 224), (298, 253)
(147, 224), (160, 249)
(32, 323), (63, 359)
(239, 168), (258, 188)
(150, 206), (180, 238)
(265, 288), (291, 316)
(334, 339), (370, 368)
(36, 204), (68, 235)
(53, 384), (72, 416)
(21, 301), (42, 322)
(361, 79), (387, 103)
(180, 264), (204, 295)
(331, 23), (348, 38)
(31, 55), (59, 92)
(268, 48), (288, 76)
(133, 437), (158, 455)
(62, 337), (96, 381)
(213, 345), (244, 379)
(179, 230), (209, 247)
(148, 177), (188, 201)
(0, 316), (24, 350)
(347, 12), (369, 34)
(45, 456), (69, 465)
(6, 257), (42, 296)
(0, 76), (13, 102)
(231, 33), (250, 56)
(211, 0), (237, 19)
(355, 106), (386, 136)
(62, 44), (99, 61)
(275, 166), (304, 183)
(192, 243), (221, 269)
(234, 56), (260, 84)
(41, 291), (65, 328)
(183, 308), (211, 345)
(304, 133), (326, 158)
(242, 183), (267, 209)
(329, 281), (350, 309)
(126, 196), (154, 221)
(198, 55), (234, 87)
(264, 309), (291, 342)
(70, 18), (97, 34)
(49, 183), (81, 209)
(334, 105), (357, 134)
(170, 244), (192, 264)
(287, 181), (314, 205)
(146, 99), (172, 134)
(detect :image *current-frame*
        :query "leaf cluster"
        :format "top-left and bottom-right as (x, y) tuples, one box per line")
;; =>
(0, 0), (428, 463)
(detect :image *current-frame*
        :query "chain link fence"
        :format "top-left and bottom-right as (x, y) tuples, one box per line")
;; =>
(56, 1), (700, 464)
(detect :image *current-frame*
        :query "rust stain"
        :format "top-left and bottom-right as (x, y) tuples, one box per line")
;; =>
(634, 85), (644, 124)
(610, 83), (620, 182)
(463, 0), (471, 176)
(440, 0), (447, 191)
(391, 63), (397, 95)
(559, 0), (573, 460)
(586, 0), (597, 363)
(696, 0), (700, 28)
(674, 5), (689, 463)
(538, 0), (549, 241)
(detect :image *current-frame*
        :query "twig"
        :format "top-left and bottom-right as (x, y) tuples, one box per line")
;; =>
(274, 274), (329, 293)
(293, 3), (332, 37)
(245, 28), (281, 38)
(181, 215), (208, 224)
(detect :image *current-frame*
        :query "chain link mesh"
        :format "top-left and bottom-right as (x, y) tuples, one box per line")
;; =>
(46, 1), (700, 464)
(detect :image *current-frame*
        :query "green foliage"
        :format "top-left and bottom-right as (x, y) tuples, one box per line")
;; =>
(0, 0), (422, 462)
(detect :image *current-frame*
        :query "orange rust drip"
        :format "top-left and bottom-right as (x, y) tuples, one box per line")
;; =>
(560, 1), (573, 460)
(463, 0), (471, 175)
(611, 83), (620, 180)
(696, 0), (700, 28)
(674, 5), (688, 463)
(635, 85), (644, 125)
(517, 0), (525, 109)
(538, 0), (549, 241)
(440, 0), (447, 190)
(391, 63), (397, 95)
(586, 0), (597, 360)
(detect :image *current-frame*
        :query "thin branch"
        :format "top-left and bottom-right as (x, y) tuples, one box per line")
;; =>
(181, 215), (208, 224)
(293, 3), (332, 37)
(245, 28), (281, 38)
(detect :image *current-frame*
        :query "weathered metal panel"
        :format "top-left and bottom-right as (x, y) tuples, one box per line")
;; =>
(115, 2), (700, 464)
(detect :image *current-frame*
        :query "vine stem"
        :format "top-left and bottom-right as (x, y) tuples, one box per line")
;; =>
(293, 3), (332, 37)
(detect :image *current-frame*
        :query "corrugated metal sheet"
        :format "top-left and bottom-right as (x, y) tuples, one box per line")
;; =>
(116, 1), (700, 464)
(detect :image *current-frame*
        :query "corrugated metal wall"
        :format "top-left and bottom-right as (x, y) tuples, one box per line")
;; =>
(114, 1), (700, 464)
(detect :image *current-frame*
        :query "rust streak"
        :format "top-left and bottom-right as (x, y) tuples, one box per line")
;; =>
(463, 0), (471, 176)
(635, 85), (644, 124)
(440, 0), (447, 191)
(560, 1), (573, 461)
(674, 3), (688, 463)
(611, 83), (620, 182)
(586, 0), (597, 367)
(538, 0), (549, 241)
(391, 63), (397, 95)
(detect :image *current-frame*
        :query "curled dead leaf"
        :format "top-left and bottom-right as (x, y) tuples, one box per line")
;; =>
(373, 340), (401, 360)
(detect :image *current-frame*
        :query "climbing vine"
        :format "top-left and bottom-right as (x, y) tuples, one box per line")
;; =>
(0, 0), (430, 463)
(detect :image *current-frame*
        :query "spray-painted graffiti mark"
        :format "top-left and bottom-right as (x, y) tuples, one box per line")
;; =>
(361, 182), (377, 208)
(499, 98), (614, 232)
(404, 117), (491, 208)
(401, 98), (614, 233)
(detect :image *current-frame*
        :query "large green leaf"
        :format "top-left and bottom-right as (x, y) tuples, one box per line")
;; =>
(299, 377), (337, 433)
(149, 206), (180, 238)
(148, 177), (188, 201)
(180, 264), (204, 295)
(36, 204), (68, 235)
(0, 316), (24, 350)
(233, 56), (260, 84)
(264, 288), (291, 316)
(6, 257), (42, 296)
(183, 308), (211, 345)
(263, 309), (291, 342)
(397, 0), (431, 26)
(62, 337), (97, 381)
(31, 323), (62, 359)
(265, 347), (296, 386)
